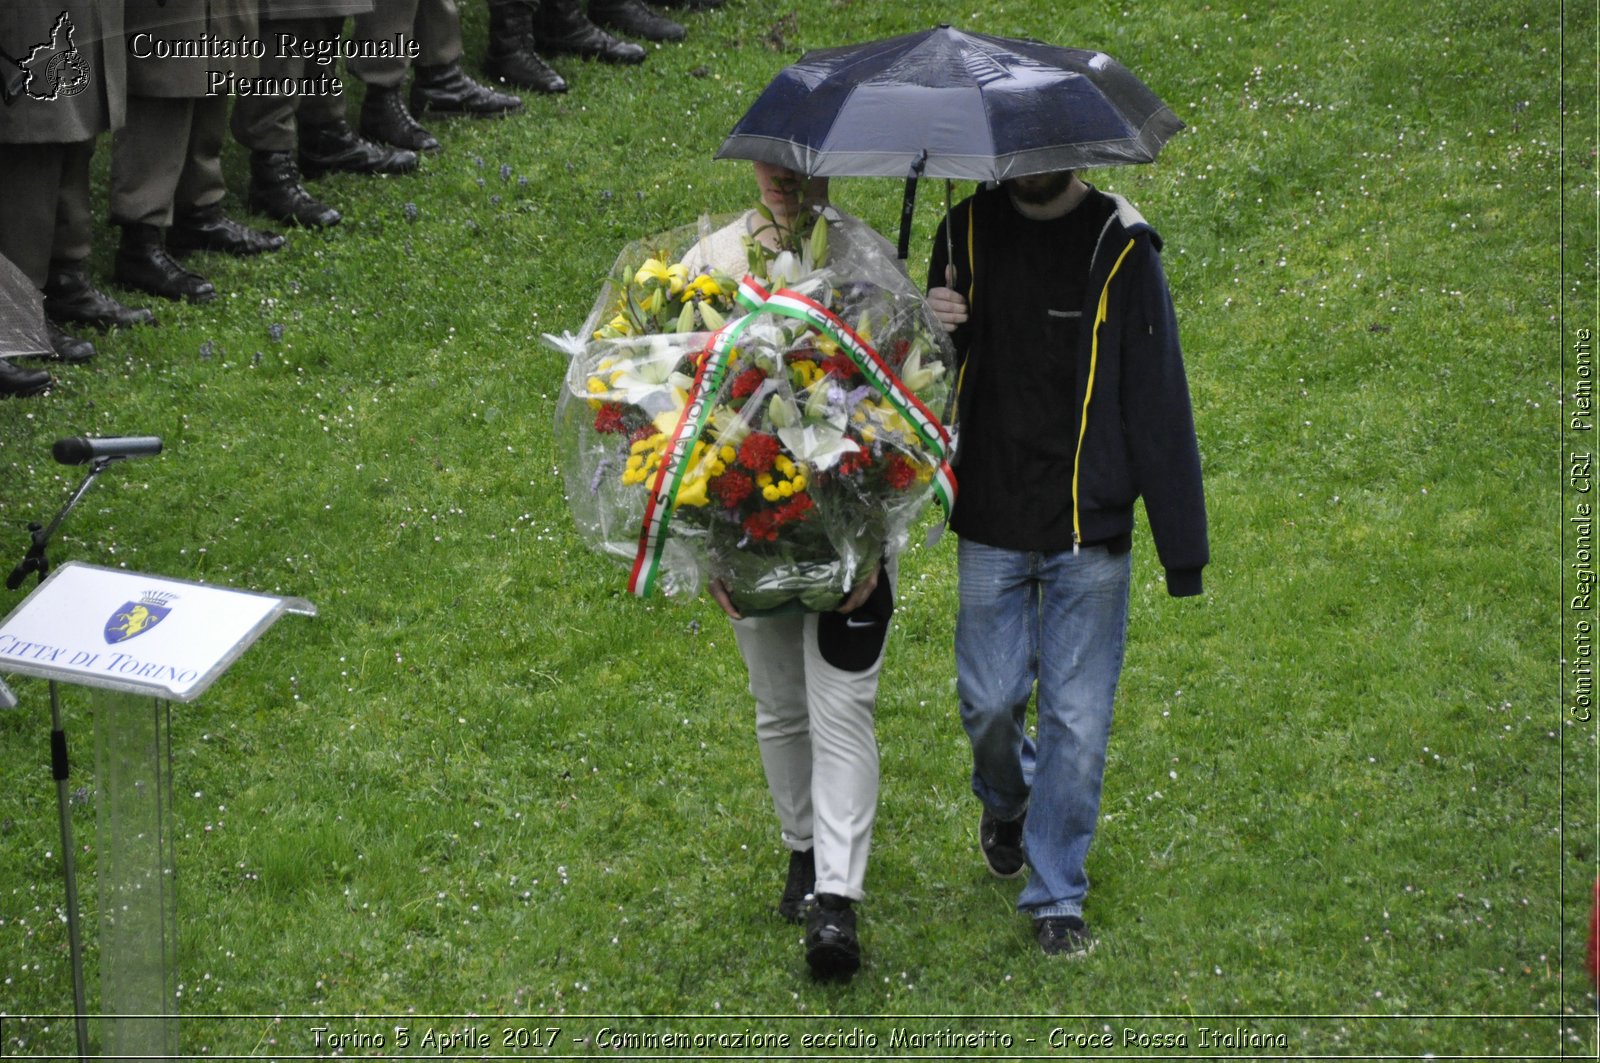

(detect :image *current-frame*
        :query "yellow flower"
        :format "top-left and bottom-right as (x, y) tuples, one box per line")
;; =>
(762, 484), (781, 502)
(634, 258), (671, 287)
(685, 274), (726, 300)
(674, 477), (709, 508)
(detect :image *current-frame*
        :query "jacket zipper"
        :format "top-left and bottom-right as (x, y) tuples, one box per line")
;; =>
(1071, 237), (1137, 553)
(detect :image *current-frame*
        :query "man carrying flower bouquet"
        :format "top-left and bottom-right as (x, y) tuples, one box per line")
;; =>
(558, 157), (955, 981)
(687, 162), (900, 982)
(925, 169), (1209, 957)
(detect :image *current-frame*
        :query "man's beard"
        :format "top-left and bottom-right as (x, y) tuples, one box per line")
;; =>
(1005, 171), (1075, 206)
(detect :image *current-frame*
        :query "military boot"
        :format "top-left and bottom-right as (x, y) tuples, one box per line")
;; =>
(484, 0), (568, 94)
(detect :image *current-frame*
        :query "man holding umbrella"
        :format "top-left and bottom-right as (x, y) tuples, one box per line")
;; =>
(925, 167), (1208, 956)
(716, 26), (1208, 956)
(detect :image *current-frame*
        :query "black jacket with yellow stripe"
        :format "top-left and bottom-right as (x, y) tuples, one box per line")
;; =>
(930, 184), (1209, 597)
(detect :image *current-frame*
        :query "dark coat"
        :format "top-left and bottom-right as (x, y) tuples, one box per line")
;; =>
(261, 0), (375, 21)
(0, 0), (125, 142)
(125, 0), (260, 97)
(931, 185), (1210, 596)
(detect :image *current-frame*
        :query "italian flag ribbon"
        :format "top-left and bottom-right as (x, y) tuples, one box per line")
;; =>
(627, 275), (957, 598)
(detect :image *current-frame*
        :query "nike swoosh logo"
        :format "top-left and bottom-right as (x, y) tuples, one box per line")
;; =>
(845, 616), (877, 629)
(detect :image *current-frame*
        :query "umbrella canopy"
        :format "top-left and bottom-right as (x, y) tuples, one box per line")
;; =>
(0, 251), (50, 360)
(715, 25), (1184, 183)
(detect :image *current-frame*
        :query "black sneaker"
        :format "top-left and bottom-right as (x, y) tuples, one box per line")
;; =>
(778, 848), (815, 923)
(979, 807), (1026, 878)
(804, 893), (860, 980)
(1034, 915), (1095, 957)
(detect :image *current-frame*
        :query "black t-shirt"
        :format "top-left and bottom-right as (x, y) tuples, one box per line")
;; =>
(945, 189), (1117, 552)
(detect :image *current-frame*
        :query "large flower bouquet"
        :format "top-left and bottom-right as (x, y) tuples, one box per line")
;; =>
(551, 206), (957, 613)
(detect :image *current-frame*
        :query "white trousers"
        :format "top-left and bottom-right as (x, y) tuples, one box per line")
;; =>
(731, 607), (887, 901)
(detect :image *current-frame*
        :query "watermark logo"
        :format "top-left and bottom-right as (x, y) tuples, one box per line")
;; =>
(104, 591), (177, 645)
(2, 11), (91, 104)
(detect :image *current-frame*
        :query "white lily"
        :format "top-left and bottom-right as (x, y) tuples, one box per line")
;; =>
(776, 417), (861, 473)
(765, 250), (805, 288)
(766, 392), (801, 430)
(899, 347), (945, 392)
(607, 337), (693, 404)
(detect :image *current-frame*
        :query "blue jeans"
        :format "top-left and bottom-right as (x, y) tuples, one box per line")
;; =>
(956, 539), (1131, 919)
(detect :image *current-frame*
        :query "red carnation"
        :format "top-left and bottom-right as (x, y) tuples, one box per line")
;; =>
(778, 494), (814, 524)
(883, 453), (918, 490)
(730, 366), (767, 399)
(837, 450), (872, 476)
(821, 353), (859, 380)
(738, 432), (781, 475)
(711, 470), (754, 509)
(743, 510), (779, 542)
(594, 404), (627, 434)
(629, 424), (657, 444)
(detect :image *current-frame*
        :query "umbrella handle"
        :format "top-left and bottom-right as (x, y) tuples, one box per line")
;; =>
(895, 149), (929, 261)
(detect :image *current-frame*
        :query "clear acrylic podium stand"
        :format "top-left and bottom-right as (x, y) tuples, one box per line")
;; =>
(0, 561), (314, 1060)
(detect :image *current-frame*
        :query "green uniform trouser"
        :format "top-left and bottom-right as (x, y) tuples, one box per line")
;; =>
(0, 140), (95, 287)
(109, 94), (229, 228)
(229, 14), (347, 152)
(347, 0), (464, 87)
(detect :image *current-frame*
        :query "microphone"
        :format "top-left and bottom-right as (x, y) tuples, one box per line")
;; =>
(51, 436), (163, 466)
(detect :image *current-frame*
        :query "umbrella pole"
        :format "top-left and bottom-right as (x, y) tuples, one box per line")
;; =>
(944, 180), (955, 283)
(895, 150), (929, 261)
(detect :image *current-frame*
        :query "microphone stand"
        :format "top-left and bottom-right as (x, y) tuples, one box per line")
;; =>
(7, 455), (127, 1062)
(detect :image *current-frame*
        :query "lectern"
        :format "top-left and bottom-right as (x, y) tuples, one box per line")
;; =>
(0, 561), (313, 1059)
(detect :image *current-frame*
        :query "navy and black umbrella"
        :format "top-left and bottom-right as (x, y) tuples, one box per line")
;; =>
(0, 251), (50, 360)
(716, 25), (1184, 255)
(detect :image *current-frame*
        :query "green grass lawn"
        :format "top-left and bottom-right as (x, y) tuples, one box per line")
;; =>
(0, 0), (1588, 1057)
